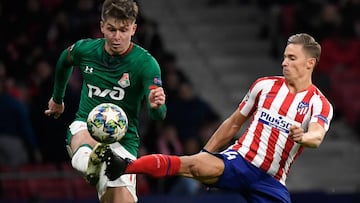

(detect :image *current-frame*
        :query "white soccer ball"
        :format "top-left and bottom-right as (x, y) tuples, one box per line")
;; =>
(87, 103), (128, 144)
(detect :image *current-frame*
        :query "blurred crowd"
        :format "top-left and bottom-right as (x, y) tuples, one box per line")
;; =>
(0, 0), (360, 197)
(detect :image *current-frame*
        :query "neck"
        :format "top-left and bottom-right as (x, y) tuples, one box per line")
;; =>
(286, 78), (312, 93)
(120, 42), (133, 56)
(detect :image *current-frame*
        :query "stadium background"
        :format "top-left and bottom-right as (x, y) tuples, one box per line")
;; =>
(0, 0), (360, 202)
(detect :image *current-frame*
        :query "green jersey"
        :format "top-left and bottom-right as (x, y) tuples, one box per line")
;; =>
(53, 38), (166, 156)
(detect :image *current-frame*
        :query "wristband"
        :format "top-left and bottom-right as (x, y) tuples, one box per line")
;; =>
(200, 148), (210, 153)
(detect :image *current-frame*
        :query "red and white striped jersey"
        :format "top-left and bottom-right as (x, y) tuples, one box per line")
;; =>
(231, 76), (333, 185)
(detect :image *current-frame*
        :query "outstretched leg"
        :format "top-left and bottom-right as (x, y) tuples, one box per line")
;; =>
(105, 152), (224, 184)
(105, 154), (181, 180)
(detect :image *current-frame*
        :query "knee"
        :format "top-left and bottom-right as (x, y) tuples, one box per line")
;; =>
(70, 130), (96, 150)
(183, 154), (224, 178)
(188, 162), (203, 177)
(181, 156), (203, 178)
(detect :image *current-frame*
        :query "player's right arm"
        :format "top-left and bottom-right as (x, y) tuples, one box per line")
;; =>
(44, 45), (75, 118)
(52, 47), (74, 103)
(203, 77), (264, 152)
(203, 109), (247, 152)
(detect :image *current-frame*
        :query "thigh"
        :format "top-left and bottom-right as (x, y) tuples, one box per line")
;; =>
(68, 121), (97, 151)
(211, 149), (250, 190)
(179, 152), (224, 184)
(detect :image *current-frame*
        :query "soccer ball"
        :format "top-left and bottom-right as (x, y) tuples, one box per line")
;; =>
(87, 103), (128, 144)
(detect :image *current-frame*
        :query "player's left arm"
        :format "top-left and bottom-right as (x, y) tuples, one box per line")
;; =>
(142, 57), (167, 120)
(290, 93), (334, 148)
(147, 86), (167, 120)
(289, 122), (326, 148)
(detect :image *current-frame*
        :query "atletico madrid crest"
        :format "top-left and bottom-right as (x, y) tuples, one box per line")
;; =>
(297, 101), (309, 115)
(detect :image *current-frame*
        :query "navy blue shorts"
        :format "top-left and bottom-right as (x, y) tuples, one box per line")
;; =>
(209, 149), (291, 203)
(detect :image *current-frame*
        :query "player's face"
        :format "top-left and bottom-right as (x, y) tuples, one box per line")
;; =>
(281, 44), (313, 81)
(101, 17), (137, 55)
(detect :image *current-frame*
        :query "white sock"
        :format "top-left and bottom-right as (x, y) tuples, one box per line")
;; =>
(71, 145), (92, 174)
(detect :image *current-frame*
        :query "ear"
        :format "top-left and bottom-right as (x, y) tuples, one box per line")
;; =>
(131, 23), (137, 36)
(307, 58), (316, 69)
(100, 21), (105, 34)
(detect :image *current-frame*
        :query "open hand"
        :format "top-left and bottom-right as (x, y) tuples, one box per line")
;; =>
(44, 97), (64, 119)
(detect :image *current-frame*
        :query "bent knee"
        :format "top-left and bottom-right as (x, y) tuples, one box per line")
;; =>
(70, 130), (97, 151)
(188, 162), (202, 177)
(181, 153), (224, 179)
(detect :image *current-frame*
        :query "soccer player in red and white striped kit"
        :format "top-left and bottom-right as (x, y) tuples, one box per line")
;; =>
(106, 33), (333, 203)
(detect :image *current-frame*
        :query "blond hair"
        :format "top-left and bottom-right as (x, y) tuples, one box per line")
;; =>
(287, 33), (321, 66)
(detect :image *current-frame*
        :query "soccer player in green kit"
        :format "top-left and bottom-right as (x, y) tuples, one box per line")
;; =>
(44, 0), (166, 202)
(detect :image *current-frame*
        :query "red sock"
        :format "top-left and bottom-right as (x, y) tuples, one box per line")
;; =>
(125, 154), (181, 177)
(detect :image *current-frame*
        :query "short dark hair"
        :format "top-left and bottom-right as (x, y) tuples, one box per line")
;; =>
(101, 0), (138, 22)
(287, 33), (321, 65)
